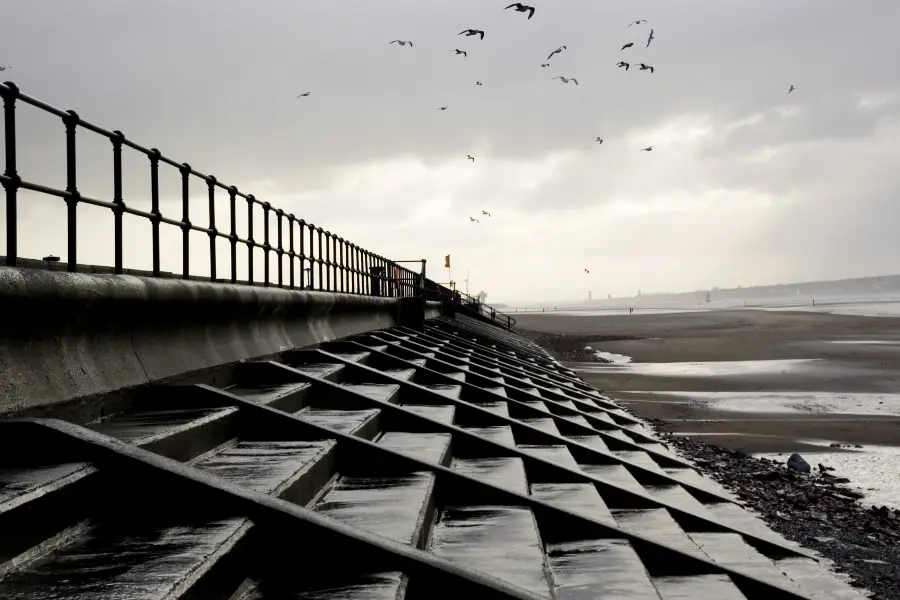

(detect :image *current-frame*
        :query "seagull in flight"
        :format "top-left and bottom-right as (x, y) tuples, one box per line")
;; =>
(476, 81), (483, 86)
(453, 49), (468, 57)
(637, 63), (655, 73)
(470, 216), (480, 223)
(437, 106), (449, 111)
(788, 84), (795, 94)
(553, 76), (579, 85)
(646, 29), (655, 48)
(596, 137), (604, 144)
(389, 40), (413, 47)
(621, 42), (634, 50)
(0, 64), (10, 72)
(296, 92), (311, 97)
(541, 63), (550, 68)
(617, 61), (630, 71)
(640, 146), (654, 152)
(505, 3), (536, 19)
(584, 268), (590, 274)
(467, 155), (475, 162)
(628, 20), (647, 27)
(459, 29), (485, 40)
(547, 46), (567, 60)
(482, 210), (491, 217)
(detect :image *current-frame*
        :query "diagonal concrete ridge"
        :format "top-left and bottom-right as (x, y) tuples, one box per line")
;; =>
(0, 418), (550, 600)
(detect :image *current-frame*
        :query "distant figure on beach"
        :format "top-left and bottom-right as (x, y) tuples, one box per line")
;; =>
(813, 298), (816, 306)
(629, 307), (633, 314)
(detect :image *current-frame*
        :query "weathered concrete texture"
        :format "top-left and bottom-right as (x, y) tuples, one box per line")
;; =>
(0, 267), (399, 415)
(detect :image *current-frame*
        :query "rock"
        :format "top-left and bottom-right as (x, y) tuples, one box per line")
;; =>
(829, 442), (842, 448)
(787, 453), (812, 474)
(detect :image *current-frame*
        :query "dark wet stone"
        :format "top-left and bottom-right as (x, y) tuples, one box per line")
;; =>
(787, 453), (811, 474)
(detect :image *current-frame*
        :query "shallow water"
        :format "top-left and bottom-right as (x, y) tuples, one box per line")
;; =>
(756, 441), (900, 510)
(577, 358), (820, 377)
(639, 391), (900, 417)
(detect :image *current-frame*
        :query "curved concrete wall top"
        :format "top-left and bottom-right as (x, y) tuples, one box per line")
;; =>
(0, 267), (400, 415)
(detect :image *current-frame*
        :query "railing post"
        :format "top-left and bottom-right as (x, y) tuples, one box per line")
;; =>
(262, 201), (271, 287)
(246, 194), (255, 284)
(149, 149), (162, 277)
(298, 219), (307, 289)
(287, 213), (296, 289)
(1, 82), (19, 266)
(228, 186), (238, 283)
(62, 110), (80, 272)
(179, 162), (192, 279)
(206, 175), (218, 282)
(369, 265), (385, 297)
(111, 130), (126, 274)
(275, 207), (284, 288)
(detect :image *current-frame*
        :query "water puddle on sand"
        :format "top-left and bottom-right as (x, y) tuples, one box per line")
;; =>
(827, 340), (900, 345)
(584, 346), (633, 365)
(755, 441), (900, 510)
(576, 357), (820, 376)
(635, 391), (900, 417)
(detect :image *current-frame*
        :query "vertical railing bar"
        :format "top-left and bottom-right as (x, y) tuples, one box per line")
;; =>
(228, 186), (238, 283)
(247, 195), (255, 284)
(263, 201), (271, 287)
(179, 163), (192, 279)
(63, 110), (80, 272)
(207, 175), (218, 282)
(149, 149), (162, 277)
(111, 130), (126, 274)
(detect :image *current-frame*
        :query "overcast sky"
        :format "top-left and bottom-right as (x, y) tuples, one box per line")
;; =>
(2, 0), (899, 302)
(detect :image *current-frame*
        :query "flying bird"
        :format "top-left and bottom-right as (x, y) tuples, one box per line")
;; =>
(788, 85), (795, 94)
(467, 155), (475, 162)
(504, 3), (536, 19)
(453, 49), (467, 57)
(553, 76), (579, 85)
(476, 81), (483, 86)
(0, 64), (10, 72)
(482, 210), (491, 217)
(617, 61), (630, 70)
(541, 63), (550, 67)
(459, 29), (485, 40)
(437, 106), (449, 111)
(470, 216), (480, 223)
(296, 92), (311, 97)
(596, 137), (603, 144)
(646, 29), (655, 48)
(547, 46), (567, 60)
(640, 146), (654, 151)
(628, 20), (647, 27)
(584, 268), (590, 274)
(637, 63), (655, 73)
(389, 40), (413, 47)
(621, 43), (634, 50)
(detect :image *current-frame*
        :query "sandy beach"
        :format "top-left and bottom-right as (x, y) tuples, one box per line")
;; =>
(515, 309), (900, 453)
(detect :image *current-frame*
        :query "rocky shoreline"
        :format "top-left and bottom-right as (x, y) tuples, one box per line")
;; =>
(518, 330), (636, 363)
(652, 425), (900, 600)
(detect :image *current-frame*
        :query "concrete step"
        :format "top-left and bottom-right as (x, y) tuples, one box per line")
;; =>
(0, 515), (251, 599)
(399, 404), (456, 425)
(520, 418), (561, 436)
(451, 457), (529, 496)
(419, 384), (462, 400)
(376, 431), (453, 467)
(224, 381), (312, 408)
(567, 434), (610, 453)
(89, 406), (241, 461)
(612, 508), (705, 558)
(517, 445), (579, 469)
(579, 464), (647, 495)
(483, 386), (508, 397)
(431, 505), (552, 599)
(520, 400), (550, 413)
(328, 351), (373, 365)
(382, 368), (417, 381)
(612, 450), (665, 475)
(314, 471), (436, 548)
(237, 571), (408, 599)
(194, 440), (336, 506)
(529, 483), (616, 525)
(645, 485), (714, 520)
(460, 425), (516, 447)
(475, 401), (510, 417)
(339, 383), (402, 404)
(284, 361), (346, 381)
(296, 407), (382, 440)
(653, 574), (748, 600)
(546, 538), (661, 600)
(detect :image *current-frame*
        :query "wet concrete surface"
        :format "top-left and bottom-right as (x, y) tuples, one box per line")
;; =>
(314, 472), (436, 545)
(0, 516), (250, 599)
(225, 382), (311, 404)
(195, 440), (334, 495)
(240, 571), (408, 600)
(399, 404), (455, 424)
(420, 384), (462, 400)
(520, 418), (561, 436)
(375, 431), (452, 466)
(296, 408), (380, 434)
(476, 401), (511, 417)
(0, 462), (92, 512)
(517, 445), (579, 469)
(431, 505), (552, 599)
(652, 574), (747, 600)
(288, 363), (346, 379)
(529, 483), (615, 524)
(546, 538), (659, 600)
(451, 457), (529, 495)
(90, 407), (238, 445)
(338, 383), (401, 403)
(460, 425), (516, 447)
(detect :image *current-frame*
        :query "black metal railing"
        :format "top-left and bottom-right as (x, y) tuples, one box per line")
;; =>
(0, 81), (425, 298)
(424, 279), (517, 331)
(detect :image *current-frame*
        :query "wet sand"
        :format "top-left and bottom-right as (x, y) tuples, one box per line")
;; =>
(516, 309), (900, 453)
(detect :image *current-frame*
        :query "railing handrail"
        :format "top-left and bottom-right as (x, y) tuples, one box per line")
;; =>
(0, 80), (431, 299)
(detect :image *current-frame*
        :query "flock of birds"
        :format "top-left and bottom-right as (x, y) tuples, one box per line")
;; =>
(2, 4), (802, 281)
